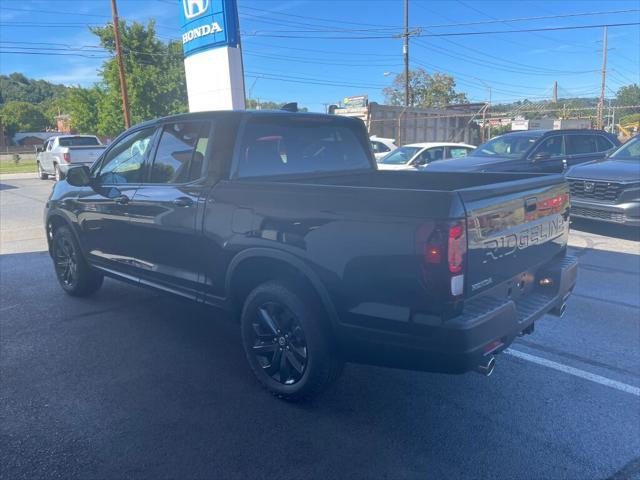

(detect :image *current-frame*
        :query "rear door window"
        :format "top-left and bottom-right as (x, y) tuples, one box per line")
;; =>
(237, 115), (371, 178)
(448, 147), (472, 159)
(565, 135), (599, 155)
(148, 121), (211, 184)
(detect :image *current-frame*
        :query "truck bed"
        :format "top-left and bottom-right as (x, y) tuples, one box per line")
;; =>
(231, 169), (569, 302)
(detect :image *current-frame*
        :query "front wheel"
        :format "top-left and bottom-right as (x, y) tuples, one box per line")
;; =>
(240, 280), (343, 401)
(54, 164), (64, 181)
(37, 162), (48, 180)
(52, 225), (103, 296)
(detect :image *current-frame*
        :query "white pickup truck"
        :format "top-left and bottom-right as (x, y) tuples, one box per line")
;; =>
(36, 135), (106, 181)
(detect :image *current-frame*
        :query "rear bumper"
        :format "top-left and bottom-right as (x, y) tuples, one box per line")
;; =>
(339, 255), (578, 374)
(571, 198), (640, 226)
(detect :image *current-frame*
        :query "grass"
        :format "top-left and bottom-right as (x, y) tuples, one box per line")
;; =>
(0, 159), (38, 175)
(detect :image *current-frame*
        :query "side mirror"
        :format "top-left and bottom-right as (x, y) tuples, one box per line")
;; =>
(532, 152), (551, 162)
(36, 146), (44, 153)
(66, 165), (92, 187)
(411, 159), (427, 167)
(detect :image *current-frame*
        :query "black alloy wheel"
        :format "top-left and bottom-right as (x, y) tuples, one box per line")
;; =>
(53, 233), (78, 288)
(251, 301), (308, 385)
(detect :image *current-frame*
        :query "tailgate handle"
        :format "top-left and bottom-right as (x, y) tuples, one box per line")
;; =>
(525, 197), (537, 212)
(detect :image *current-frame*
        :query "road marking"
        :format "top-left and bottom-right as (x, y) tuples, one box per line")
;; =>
(505, 349), (640, 397)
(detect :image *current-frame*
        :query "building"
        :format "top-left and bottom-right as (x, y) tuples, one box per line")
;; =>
(55, 114), (72, 134)
(332, 102), (481, 146)
(13, 131), (62, 147)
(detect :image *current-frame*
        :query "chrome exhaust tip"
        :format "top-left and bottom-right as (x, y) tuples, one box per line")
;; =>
(550, 302), (568, 318)
(475, 356), (496, 377)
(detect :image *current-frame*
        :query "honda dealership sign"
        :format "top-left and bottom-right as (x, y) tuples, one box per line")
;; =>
(179, 0), (245, 111)
(180, 0), (240, 57)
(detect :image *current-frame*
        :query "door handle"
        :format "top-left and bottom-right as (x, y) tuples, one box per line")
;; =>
(114, 195), (129, 205)
(173, 197), (194, 207)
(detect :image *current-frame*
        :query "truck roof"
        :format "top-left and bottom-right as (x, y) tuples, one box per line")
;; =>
(133, 110), (362, 130)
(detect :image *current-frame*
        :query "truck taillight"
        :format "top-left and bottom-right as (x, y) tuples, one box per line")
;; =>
(417, 220), (467, 298)
(63, 153), (71, 163)
(448, 222), (466, 274)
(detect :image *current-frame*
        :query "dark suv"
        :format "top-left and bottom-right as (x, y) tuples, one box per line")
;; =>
(427, 129), (620, 174)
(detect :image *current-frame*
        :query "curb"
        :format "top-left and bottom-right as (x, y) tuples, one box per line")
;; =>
(0, 173), (39, 181)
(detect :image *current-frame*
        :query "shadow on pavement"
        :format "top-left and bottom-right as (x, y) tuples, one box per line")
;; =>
(2, 251), (639, 480)
(570, 218), (640, 241)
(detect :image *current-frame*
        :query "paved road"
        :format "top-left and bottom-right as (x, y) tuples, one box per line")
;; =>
(1, 178), (639, 480)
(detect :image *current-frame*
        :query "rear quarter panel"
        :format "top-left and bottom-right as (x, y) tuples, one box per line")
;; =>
(201, 180), (465, 327)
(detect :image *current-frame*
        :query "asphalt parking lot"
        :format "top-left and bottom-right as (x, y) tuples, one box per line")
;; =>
(1, 175), (639, 480)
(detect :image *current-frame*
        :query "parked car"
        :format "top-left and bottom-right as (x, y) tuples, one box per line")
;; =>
(377, 142), (475, 170)
(566, 135), (640, 226)
(370, 135), (397, 160)
(45, 110), (577, 401)
(426, 129), (620, 174)
(36, 135), (106, 181)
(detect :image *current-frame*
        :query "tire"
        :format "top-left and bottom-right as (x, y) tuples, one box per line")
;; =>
(241, 280), (343, 401)
(54, 164), (64, 181)
(37, 162), (48, 180)
(51, 225), (103, 297)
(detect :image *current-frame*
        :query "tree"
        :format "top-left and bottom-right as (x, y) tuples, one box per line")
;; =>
(0, 73), (68, 105)
(64, 87), (105, 134)
(89, 20), (188, 137)
(383, 68), (468, 108)
(0, 101), (50, 137)
(615, 84), (640, 116)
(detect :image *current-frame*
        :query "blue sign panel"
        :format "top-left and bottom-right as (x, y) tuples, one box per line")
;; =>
(180, 0), (240, 57)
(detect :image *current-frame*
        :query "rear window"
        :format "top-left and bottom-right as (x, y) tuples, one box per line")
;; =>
(236, 116), (371, 178)
(59, 136), (100, 147)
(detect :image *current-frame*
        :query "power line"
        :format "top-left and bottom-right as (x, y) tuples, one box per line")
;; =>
(421, 22), (640, 38)
(239, 22), (640, 39)
(243, 51), (402, 67)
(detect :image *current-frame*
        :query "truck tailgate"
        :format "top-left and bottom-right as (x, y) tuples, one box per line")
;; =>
(68, 146), (106, 164)
(459, 176), (570, 297)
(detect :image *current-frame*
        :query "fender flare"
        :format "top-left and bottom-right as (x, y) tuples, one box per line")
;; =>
(45, 210), (83, 255)
(225, 247), (340, 328)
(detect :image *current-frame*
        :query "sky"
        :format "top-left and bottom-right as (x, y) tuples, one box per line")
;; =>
(0, 0), (639, 112)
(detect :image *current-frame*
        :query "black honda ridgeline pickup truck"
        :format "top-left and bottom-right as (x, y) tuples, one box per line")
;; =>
(45, 111), (578, 400)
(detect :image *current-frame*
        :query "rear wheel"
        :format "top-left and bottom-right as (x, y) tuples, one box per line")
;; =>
(52, 225), (103, 296)
(37, 162), (48, 180)
(240, 280), (343, 401)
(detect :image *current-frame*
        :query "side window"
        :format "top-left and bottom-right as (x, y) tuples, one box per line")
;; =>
(565, 135), (598, 155)
(448, 147), (471, 159)
(46, 140), (53, 151)
(148, 121), (211, 184)
(596, 136), (614, 152)
(96, 128), (155, 185)
(533, 136), (564, 158)
(419, 146), (445, 162)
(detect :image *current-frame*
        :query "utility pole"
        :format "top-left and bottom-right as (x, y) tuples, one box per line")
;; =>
(552, 80), (558, 104)
(597, 26), (608, 130)
(403, 0), (410, 107)
(110, 0), (131, 129)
